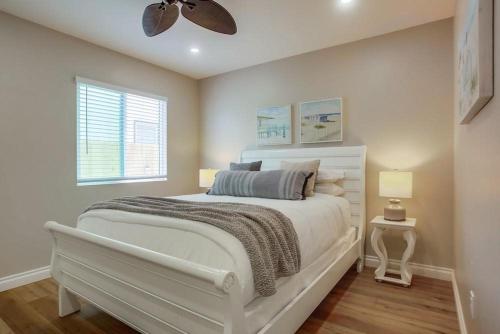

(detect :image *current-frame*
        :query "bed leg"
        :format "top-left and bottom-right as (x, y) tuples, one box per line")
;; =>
(59, 285), (81, 317)
(356, 257), (365, 273)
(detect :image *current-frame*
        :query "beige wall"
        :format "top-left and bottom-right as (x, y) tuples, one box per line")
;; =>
(0, 11), (459, 283)
(454, 1), (500, 333)
(0, 12), (199, 277)
(200, 19), (455, 267)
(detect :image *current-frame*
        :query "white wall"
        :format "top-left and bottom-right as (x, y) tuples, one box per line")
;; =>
(0, 12), (200, 277)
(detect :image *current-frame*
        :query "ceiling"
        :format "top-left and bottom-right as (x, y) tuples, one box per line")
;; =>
(0, 0), (455, 79)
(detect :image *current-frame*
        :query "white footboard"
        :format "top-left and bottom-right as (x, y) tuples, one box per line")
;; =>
(44, 221), (247, 334)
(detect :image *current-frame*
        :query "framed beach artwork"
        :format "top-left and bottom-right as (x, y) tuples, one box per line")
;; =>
(457, 0), (493, 124)
(256, 105), (292, 146)
(300, 98), (343, 144)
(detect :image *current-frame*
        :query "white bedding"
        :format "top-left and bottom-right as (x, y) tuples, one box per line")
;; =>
(77, 193), (352, 306)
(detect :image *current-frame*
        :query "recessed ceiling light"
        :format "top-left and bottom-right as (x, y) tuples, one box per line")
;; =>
(190, 47), (200, 54)
(339, 0), (353, 4)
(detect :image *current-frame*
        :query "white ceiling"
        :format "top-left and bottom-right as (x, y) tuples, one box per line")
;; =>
(0, 0), (455, 79)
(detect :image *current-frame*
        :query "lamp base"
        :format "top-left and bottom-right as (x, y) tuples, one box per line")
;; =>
(384, 199), (406, 221)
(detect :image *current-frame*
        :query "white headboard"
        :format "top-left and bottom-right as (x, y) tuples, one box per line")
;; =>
(240, 146), (367, 242)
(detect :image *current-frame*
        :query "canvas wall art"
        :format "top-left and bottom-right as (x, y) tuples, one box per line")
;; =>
(457, 0), (493, 124)
(300, 98), (343, 143)
(256, 105), (292, 146)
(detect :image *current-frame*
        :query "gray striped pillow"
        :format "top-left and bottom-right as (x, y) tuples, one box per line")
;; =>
(208, 170), (313, 200)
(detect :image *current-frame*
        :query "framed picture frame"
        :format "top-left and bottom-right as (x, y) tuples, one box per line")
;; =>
(457, 0), (493, 124)
(300, 98), (343, 144)
(256, 105), (292, 146)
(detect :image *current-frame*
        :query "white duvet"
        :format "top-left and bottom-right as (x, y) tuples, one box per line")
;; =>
(77, 193), (351, 305)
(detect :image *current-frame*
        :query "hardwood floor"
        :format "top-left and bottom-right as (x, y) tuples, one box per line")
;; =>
(0, 268), (459, 334)
(297, 269), (459, 334)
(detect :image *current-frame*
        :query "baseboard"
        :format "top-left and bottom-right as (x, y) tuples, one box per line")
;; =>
(364, 255), (453, 281)
(0, 266), (51, 292)
(451, 271), (468, 334)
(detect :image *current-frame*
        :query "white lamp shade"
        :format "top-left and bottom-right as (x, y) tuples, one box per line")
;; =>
(379, 171), (413, 199)
(199, 169), (219, 188)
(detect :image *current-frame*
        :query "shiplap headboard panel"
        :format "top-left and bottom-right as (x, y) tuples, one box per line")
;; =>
(240, 146), (367, 240)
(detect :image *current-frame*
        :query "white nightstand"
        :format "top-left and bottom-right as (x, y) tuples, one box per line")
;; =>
(370, 216), (417, 287)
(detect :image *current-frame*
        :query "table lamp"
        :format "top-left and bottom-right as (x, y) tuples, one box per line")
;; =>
(199, 169), (219, 188)
(379, 171), (413, 221)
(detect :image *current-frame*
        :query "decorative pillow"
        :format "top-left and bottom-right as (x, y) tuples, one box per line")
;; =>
(314, 183), (345, 196)
(229, 160), (262, 171)
(280, 160), (321, 197)
(208, 170), (313, 200)
(316, 169), (345, 184)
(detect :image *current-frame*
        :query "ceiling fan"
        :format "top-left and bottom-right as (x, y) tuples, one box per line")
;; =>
(142, 0), (237, 37)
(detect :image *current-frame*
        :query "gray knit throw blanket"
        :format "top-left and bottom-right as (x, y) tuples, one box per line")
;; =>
(84, 196), (301, 296)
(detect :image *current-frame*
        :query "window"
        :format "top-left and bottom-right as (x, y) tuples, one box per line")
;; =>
(76, 77), (167, 185)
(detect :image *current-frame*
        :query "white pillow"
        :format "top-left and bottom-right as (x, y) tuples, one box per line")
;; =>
(314, 183), (345, 196)
(316, 169), (345, 184)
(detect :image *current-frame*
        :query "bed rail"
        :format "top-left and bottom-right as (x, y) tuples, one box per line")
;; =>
(44, 221), (247, 334)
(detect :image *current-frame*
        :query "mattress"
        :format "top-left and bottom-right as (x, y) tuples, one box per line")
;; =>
(77, 193), (353, 306)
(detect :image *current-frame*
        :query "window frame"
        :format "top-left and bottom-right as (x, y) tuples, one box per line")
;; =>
(75, 76), (168, 186)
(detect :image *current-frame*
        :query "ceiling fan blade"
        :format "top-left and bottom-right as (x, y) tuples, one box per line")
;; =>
(181, 0), (237, 35)
(142, 3), (180, 37)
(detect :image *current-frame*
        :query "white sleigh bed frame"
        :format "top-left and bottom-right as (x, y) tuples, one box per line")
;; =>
(45, 146), (367, 334)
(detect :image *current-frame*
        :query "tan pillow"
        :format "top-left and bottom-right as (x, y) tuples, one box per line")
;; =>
(281, 160), (321, 197)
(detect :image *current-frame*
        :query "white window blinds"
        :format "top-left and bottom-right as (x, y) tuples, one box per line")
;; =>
(77, 78), (167, 185)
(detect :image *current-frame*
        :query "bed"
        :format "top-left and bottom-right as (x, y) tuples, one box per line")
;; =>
(45, 146), (367, 334)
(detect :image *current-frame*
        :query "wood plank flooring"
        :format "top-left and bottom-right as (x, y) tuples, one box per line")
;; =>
(0, 268), (459, 334)
(297, 269), (459, 334)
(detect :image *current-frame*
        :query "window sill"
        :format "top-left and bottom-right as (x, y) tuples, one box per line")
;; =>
(77, 177), (167, 187)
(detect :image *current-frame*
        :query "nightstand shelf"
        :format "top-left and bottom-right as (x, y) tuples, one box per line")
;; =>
(370, 216), (417, 287)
